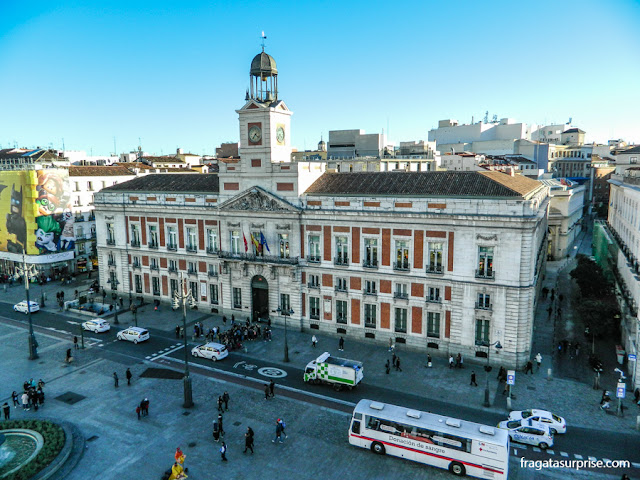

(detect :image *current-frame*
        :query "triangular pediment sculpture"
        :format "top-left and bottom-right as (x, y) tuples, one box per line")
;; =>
(220, 186), (300, 212)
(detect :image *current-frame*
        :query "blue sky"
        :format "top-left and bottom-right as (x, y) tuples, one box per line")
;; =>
(1, 0), (639, 156)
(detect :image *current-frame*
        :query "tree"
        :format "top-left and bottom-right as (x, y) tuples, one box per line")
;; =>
(570, 255), (612, 298)
(576, 298), (620, 339)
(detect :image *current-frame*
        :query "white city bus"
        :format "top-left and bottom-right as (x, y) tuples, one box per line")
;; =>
(348, 399), (509, 478)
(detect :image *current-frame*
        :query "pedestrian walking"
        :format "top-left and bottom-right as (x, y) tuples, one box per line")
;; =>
(136, 405), (141, 420)
(524, 361), (533, 374)
(449, 355), (454, 368)
(395, 356), (402, 372)
(58, 300), (64, 311)
(427, 354), (432, 368)
(175, 325), (180, 338)
(126, 368), (132, 386)
(113, 372), (119, 388)
(535, 353), (542, 371)
(142, 398), (149, 416)
(217, 396), (224, 413)
(385, 359), (390, 374)
(220, 441), (228, 461)
(12, 391), (18, 408)
(264, 384), (270, 400)
(634, 388), (640, 405)
(119, 297), (123, 307)
(269, 380), (275, 398)
(213, 419), (221, 442)
(338, 336), (344, 351)
(2, 402), (10, 420)
(470, 371), (478, 386)
(311, 335), (317, 347)
(222, 391), (230, 411)
(73, 335), (79, 349)
(66, 348), (73, 364)
(21, 392), (29, 411)
(278, 418), (288, 439)
(37, 388), (44, 407)
(273, 419), (284, 443)
(455, 353), (461, 368)
(388, 338), (394, 352)
(243, 427), (255, 454)
(392, 352), (397, 367)
(459, 354), (464, 369)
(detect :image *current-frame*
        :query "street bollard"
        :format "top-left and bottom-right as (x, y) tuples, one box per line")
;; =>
(637, 415), (640, 431)
(506, 396), (512, 410)
(547, 368), (553, 381)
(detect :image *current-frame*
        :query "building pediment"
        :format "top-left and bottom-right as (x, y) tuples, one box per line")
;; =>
(219, 186), (300, 213)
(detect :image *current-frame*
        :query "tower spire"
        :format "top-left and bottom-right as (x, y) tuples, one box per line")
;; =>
(261, 31), (267, 52)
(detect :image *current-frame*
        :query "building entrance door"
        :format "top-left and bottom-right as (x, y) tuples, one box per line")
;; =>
(251, 275), (269, 322)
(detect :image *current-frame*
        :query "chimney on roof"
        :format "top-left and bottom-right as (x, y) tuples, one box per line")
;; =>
(510, 167), (515, 177)
(177, 148), (183, 155)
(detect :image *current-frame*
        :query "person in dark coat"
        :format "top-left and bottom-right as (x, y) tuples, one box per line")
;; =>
(222, 391), (230, 411)
(264, 384), (270, 400)
(243, 427), (254, 454)
(470, 371), (478, 386)
(269, 380), (275, 398)
(217, 396), (224, 413)
(220, 442), (227, 461)
(113, 372), (119, 387)
(126, 368), (132, 386)
(212, 420), (220, 442)
(3, 402), (10, 420)
(395, 357), (402, 372)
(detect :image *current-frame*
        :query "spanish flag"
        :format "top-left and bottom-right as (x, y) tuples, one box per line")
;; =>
(250, 233), (260, 253)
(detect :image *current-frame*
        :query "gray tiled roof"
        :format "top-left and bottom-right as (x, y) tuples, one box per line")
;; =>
(102, 174), (218, 193)
(304, 171), (543, 198)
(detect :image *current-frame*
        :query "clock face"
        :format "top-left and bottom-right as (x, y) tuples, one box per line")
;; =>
(276, 126), (285, 144)
(248, 125), (262, 143)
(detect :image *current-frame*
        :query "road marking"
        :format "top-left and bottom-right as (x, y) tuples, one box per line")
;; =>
(513, 448), (518, 456)
(547, 450), (554, 455)
(532, 447), (541, 453)
(234, 361), (246, 368)
(150, 344), (184, 361)
(602, 458), (612, 464)
(588, 457), (597, 462)
(66, 321), (81, 325)
(145, 356), (152, 360)
(560, 452), (568, 457)
(257, 367), (287, 378)
(574, 454), (583, 459)
(631, 462), (640, 468)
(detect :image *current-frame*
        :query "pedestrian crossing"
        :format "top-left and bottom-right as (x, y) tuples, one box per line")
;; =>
(146, 343), (184, 361)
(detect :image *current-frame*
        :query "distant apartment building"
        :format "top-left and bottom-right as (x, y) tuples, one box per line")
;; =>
(327, 129), (387, 158)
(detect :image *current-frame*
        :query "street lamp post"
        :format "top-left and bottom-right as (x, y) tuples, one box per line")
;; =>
(108, 279), (120, 325)
(483, 341), (502, 407)
(14, 253), (39, 360)
(172, 273), (195, 408)
(277, 306), (294, 362)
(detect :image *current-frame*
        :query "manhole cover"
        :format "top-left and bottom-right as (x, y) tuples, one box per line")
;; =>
(87, 435), (99, 442)
(140, 368), (184, 380)
(188, 442), (196, 448)
(233, 421), (241, 426)
(182, 412), (191, 416)
(54, 391), (86, 405)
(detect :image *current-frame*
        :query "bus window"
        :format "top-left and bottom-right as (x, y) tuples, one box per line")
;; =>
(366, 416), (380, 431)
(351, 420), (361, 435)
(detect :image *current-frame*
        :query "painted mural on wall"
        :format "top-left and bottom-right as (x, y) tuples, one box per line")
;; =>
(0, 170), (76, 255)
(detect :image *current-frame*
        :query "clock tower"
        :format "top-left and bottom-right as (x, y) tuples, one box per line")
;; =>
(237, 48), (292, 165)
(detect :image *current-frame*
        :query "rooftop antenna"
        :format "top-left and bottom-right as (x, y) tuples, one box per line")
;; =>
(62, 138), (65, 151)
(261, 31), (267, 52)
(483, 111), (489, 123)
(113, 136), (117, 156)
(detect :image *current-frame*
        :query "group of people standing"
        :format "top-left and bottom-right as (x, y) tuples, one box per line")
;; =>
(6, 379), (45, 418)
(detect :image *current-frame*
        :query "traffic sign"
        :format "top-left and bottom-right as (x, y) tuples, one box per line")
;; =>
(507, 370), (515, 386)
(629, 354), (637, 362)
(616, 382), (626, 399)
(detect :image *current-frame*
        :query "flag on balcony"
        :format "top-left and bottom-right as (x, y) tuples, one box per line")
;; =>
(250, 233), (260, 253)
(260, 232), (270, 253)
(243, 232), (248, 252)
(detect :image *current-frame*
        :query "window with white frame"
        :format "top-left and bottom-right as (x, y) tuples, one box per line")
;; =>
(335, 236), (349, 265)
(134, 274), (142, 293)
(233, 287), (242, 308)
(131, 224), (140, 246)
(280, 293), (290, 312)
(336, 300), (347, 324)
(427, 287), (441, 303)
(395, 240), (409, 270)
(477, 246), (494, 278)
(364, 304), (376, 328)
(308, 274), (319, 287)
(336, 277), (347, 291)
(167, 225), (177, 249)
(427, 311), (440, 338)
(169, 259), (177, 272)
(150, 257), (158, 269)
(210, 284), (219, 304)
(186, 227), (197, 251)
(427, 242), (443, 273)
(231, 230), (240, 254)
(364, 280), (377, 295)
(188, 261), (196, 274)
(148, 225), (158, 247)
(308, 234), (321, 262)
(475, 318), (490, 345)
(189, 281), (198, 299)
(106, 223), (115, 244)
(108, 252), (115, 266)
(309, 297), (320, 319)
(152, 277), (160, 296)
(394, 307), (407, 333)
(394, 283), (408, 299)
(133, 256), (141, 268)
(279, 233), (289, 258)
(364, 238), (378, 267)
(477, 293), (491, 309)
(170, 278), (178, 297)
(206, 228), (218, 253)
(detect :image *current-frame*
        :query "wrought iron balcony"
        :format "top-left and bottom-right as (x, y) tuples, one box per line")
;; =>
(310, 313), (320, 320)
(475, 302), (492, 311)
(187, 268), (198, 275)
(148, 242), (159, 249)
(208, 270), (218, 278)
(206, 247), (218, 255)
(131, 240), (141, 248)
(363, 289), (377, 297)
(426, 264), (443, 274)
(393, 262), (410, 272)
(218, 251), (299, 266)
(307, 282), (321, 290)
(393, 292), (409, 300)
(132, 262), (141, 269)
(106, 238), (116, 246)
(306, 255), (321, 263)
(186, 245), (198, 253)
(335, 285), (348, 293)
(362, 260), (378, 269)
(167, 243), (178, 251)
(475, 269), (495, 279)
(150, 265), (160, 271)
(334, 256), (349, 266)
(168, 266), (178, 273)
(426, 296), (441, 304)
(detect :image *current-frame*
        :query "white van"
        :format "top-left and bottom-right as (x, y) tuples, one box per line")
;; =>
(116, 327), (150, 344)
(191, 342), (228, 361)
(498, 419), (554, 449)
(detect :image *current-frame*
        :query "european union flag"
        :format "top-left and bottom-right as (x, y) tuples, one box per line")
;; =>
(260, 232), (270, 253)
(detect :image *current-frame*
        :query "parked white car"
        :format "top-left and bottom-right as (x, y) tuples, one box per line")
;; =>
(508, 409), (566, 434)
(498, 419), (554, 449)
(191, 342), (228, 361)
(116, 327), (149, 344)
(82, 319), (111, 333)
(14, 301), (40, 314)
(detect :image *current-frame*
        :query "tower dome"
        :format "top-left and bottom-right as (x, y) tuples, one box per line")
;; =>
(248, 49), (278, 103)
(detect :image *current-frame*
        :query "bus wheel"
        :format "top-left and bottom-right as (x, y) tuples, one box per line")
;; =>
(370, 442), (385, 455)
(449, 462), (466, 476)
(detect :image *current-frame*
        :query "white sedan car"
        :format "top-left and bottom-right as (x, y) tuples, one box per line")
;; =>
(508, 409), (566, 434)
(498, 419), (554, 449)
(82, 319), (111, 333)
(191, 342), (228, 361)
(116, 327), (149, 344)
(14, 301), (40, 314)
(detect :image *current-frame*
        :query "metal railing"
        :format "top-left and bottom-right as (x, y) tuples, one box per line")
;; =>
(393, 262), (410, 271)
(186, 245), (198, 253)
(426, 265), (443, 274)
(106, 239), (116, 246)
(362, 260), (378, 269)
(426, 296), (441, 304)
(363, 289), (377, 296)
(306, 255), (321, 263)
(334, 256), (349, 266)
(393, 292), (409, 299)
(206, 247), (218, 255)
(475, 302), (492, 311)
(208, 270), (218, 278)
(150, 265), (160, 271)
(475, 269), (495, 279)
(131, 240), (141, 248)
(307, 282), (321, 289)
(218, 251), (299, 266)
(167, 243), (178, 251)
(148, 242), (159, 249)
